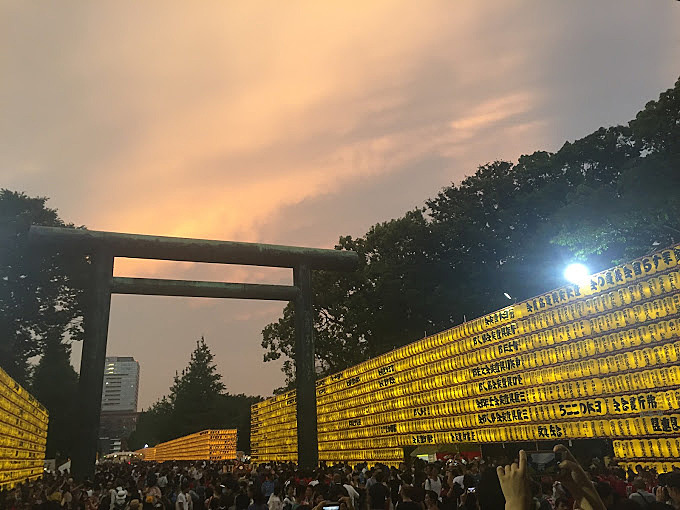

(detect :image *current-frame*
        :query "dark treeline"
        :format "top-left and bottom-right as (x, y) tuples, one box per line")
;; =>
(262, 76), (680, 391)
(128, 338), (261, 453)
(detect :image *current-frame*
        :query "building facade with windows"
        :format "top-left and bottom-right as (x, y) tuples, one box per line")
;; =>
(102, 356), (140, 412)
(99, 356), (140, 454)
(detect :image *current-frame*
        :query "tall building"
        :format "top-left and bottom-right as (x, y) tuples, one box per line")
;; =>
(102, 356), (139, 412)
(99, 356), (140, 454)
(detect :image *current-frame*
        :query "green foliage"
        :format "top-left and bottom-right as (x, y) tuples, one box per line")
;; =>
(0, 190), (87, 385)
(128, 338), (261, 453)
(31, 341), (79, 460)
(262, 76), (680, 391)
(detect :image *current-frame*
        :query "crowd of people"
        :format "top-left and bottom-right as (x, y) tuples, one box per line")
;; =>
(2, 446), (679, 510)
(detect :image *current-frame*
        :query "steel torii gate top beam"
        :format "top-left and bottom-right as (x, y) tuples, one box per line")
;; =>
(23, 225), (358, 478)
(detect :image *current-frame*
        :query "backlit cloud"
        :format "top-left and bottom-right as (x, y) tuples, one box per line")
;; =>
(2, 1), (679, 405)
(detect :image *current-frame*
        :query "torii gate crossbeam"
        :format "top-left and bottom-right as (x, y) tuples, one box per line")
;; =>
(24, 226), (358, 479)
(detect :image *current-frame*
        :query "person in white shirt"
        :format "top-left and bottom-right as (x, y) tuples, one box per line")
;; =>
(176, 482), (193, 510)
(424, 467), (442, 498)
(333, 473), (359, 508)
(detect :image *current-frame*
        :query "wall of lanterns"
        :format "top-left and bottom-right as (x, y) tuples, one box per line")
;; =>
(136, 429), (237, 462)
(251, 245), (680, 468)
(0, 366), (48, 489)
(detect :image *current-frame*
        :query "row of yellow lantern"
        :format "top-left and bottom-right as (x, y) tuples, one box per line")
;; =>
(319, 392), (679, 441)
(619, 462), (680, 474)
(255, 266), (680, 458)
(316, 337), (680, 419)
(0, 434), (45, 452)
(136, 447), (157, 461)
(0, 392), (49, 434)
(0, 368), (48, 490)
(320, 448), (403, 461)
(0, 465), (43, 490)
(317, 415), (680, 452)
(0, 403), (47, 439)
(251, 406), (297, 425)
(251, 421), (297, 438)
(0, 447), (43, 460)
(520, 246), (680, 318)
(614, 438), (680, 459)
(317, 300), (679, 408)
(0, 412), (47, 445)
(0, 380), (49, 432)
(316, 252), (680, 393)
(265, 278), (677, 409)
(314, 365), (679, 434)
(151, 429), (238, 462)
(251, 433), (297, 448)
(0, 368), (48, 418)
(317, 389), (679, 435)
(310, 245), (680, 397)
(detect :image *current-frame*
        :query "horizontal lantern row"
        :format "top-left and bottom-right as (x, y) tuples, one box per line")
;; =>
(614, 438), (680, 458)
(0, 367), (48, 490)
(318, 391), (679, 441)
(314, 338), (680, 426)
(313, 334), (680, 431)
(316, 293), (680, 410)
(315, 289), (673, 405)
(619, 461), (680, 473)
(252, 247), (680, 463)
(310, 246), (680, 397)
(317, 278), (680, 403)
(317, 389), (679, 436)
(253, 245), (680, 418)
(316, 415), (680, 452)
(150, 429), (237, 462)
(255, 342), (680, 450)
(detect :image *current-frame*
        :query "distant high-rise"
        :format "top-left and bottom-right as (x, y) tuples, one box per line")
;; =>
(99, 356), (140, 454)
(101, 356), (139, 412)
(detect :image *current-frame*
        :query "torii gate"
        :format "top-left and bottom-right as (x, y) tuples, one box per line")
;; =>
(23, 226), (358, 479)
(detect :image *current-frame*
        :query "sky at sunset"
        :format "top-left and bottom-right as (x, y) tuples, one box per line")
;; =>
(2, 1), (680, 408)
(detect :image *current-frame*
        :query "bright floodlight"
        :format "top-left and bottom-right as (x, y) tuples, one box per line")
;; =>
(564, 263), (590, 285)
(504, 292), (512, 300)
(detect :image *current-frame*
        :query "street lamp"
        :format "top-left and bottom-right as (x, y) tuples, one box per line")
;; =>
(564, 263), (590, 285)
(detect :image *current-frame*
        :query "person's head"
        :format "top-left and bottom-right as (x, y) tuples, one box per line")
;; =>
(375, 471), (384, 484)
(424, 490), (438, 508)
(632, 478), (646, 491)
(304, 485), (313, 501)
(333, 473), (343, 485)
(313, 491), (324, 506)
(555, 498), (569, 510)
(286, 484), (296, 498)
(401, 486), (415, 502)
(129, 500), (140, 510)
(664, 472), (680, 504)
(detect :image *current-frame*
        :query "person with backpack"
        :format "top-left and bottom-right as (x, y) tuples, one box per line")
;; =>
(424, 468), (442, 500)
(629, 478), (655, 508)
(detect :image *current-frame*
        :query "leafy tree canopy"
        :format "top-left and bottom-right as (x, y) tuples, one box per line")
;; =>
(129, 337), (261, 453)
(0, 190), (87, 384)
(262, 76), (680, 392)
